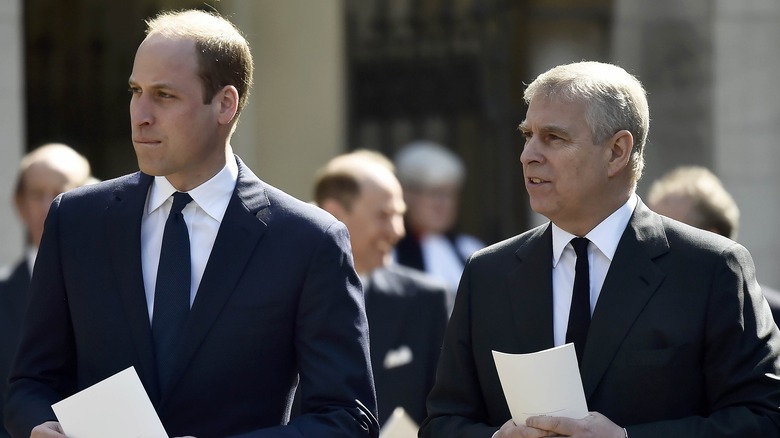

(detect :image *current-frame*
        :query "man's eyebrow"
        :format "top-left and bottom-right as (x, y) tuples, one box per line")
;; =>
(521, 122), (572, 137)
(127, 79), (176, 90)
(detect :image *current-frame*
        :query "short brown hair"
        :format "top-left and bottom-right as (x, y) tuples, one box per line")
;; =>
(648, 166), (740, 239)
(314, 150), (395, 211)
(145, 9), (254, 119)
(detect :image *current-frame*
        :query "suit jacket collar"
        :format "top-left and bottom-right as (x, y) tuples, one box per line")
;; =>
(103, 171), (160, 401)
(165, 156), (269, 402)
(508, 224), (556, 352)
(505, 200), (669, 401)
(580, 199), (668, 399)
(104, 156), (271, 404)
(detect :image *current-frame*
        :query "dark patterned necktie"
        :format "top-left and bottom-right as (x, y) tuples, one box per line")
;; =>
(152, 191), (192, 391)
(566, 237), (590, 367)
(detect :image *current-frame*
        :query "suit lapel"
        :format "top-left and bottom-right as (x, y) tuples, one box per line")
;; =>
(507, 225), (555, 352)
(102, 172), (161, 401)
(581, 201), (668, 399)
(164, 157), (269, 400)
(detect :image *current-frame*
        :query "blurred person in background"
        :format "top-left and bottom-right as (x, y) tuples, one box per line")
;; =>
(393, 140), (484, 300)
(647, 165), (780, 324)
(0, 143), (95, 438)
(314, 149), (449, 428)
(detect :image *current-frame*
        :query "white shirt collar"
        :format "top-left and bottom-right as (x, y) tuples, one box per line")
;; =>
(147, 155), (239, 222)
(551, 193), (638, 267)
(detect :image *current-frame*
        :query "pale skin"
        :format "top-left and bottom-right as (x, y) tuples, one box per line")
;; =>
(319, 161), (406, 275)
(129, 33), (238, 192)
(30, 31), (239, 438)
(15, 160), (86, 249)
(518, 96), (634, 237)
(494, 413), (624, 438)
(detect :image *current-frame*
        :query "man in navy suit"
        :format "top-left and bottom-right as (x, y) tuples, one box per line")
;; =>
(4, 9), (378, 438)
(314, 150), (449, 427)
(420, 61), (780, 437)
(0, 144), (94, 438)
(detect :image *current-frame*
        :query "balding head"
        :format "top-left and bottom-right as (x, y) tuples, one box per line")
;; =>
(14, 143), (95, 248)
(314, 150), (406, 274)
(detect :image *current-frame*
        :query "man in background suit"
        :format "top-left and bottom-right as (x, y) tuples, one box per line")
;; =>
(5, 10), (378, 438)
(647, 165), (780, 324)
(314, 150), (449, 427)
(420, 61), (780, 438)
(0, 144), (94, 438)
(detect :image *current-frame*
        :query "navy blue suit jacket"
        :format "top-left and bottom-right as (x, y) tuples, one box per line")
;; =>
(420, 200), (780, 437)
(4, 156), (379, 438)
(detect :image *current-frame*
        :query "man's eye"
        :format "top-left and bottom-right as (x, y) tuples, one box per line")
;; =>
(128, 87), (140, 95)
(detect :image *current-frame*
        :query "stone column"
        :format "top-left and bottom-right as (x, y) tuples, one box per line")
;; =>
(713, 0), (780, 290)
(0, 0), (25, 267)
(612, 0), (714, 192)
(221, 0), (347, 202)
(614, 0), (780, 289)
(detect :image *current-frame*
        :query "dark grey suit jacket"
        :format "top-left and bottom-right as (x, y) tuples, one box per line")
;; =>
(4, 156), (379, 438)
(420, 200), (780, 437)
(364, 265), (448, 425)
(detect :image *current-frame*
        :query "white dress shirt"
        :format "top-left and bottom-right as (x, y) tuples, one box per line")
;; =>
(141, 157), (238, 321)
(550, 194), (638, 347)
(419, 233), (484, 293)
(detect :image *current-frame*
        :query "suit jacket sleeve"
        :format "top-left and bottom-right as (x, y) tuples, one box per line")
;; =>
(225, 220), (379, 438)
(283, 220), (379, 437)
(4, 195), (76, 438)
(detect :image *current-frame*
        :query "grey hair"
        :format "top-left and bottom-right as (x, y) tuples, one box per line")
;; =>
(394, 141), (465, 188)
(524, 61), (650, 186)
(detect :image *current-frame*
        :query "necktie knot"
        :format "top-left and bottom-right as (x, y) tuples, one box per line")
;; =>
(170, 192), (192, 216)
(571, 237), (589, 259)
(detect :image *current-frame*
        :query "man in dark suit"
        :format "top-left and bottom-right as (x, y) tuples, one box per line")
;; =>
(647, 165), (780, 324)
(419, 61), (780, 438)
(314, 150), (449, 426)
(4, 9), (378, 438)
(0, 143), (94, 438)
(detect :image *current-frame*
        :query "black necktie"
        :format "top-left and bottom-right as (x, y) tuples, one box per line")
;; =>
(152, 192), (193, 391)
(566, 237), (590, 367)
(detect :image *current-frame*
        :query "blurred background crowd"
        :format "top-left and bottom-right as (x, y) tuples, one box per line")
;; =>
(0, 0), (778, 290)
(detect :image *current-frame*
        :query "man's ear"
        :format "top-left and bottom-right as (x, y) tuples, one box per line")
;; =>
(319, 198), (348, 221)
(216, 85), (239, 125)
(607, 129), (633, 177)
